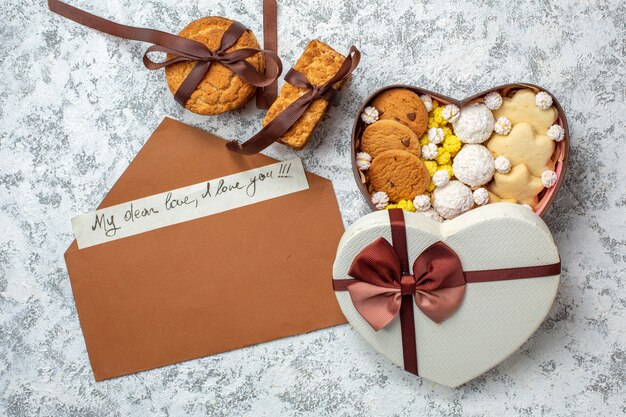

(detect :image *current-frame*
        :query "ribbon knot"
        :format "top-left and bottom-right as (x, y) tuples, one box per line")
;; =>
(204, 51), (221, 61)
(400, 275), (416, 295)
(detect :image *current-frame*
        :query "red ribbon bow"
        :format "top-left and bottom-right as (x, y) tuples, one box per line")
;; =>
(346, 238), (466, 330)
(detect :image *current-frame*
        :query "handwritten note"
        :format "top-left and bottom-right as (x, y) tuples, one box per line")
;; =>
(71, 158), (309, 249)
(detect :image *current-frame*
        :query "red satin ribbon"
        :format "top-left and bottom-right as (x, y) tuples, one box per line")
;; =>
(333, 209), (561, 375)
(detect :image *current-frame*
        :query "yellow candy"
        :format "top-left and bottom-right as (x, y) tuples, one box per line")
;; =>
(427, 181), (436, 192)
(419, 135), (430, 146)
(396, 199), (416, 212)
(432, 107), (448, 126)
(435, 147), (451, 165)
(424, 160), (438, 176)
(428, 119), (439, 129)
(442, 126), (453, 137)
(432, 100), (440, 109)
(443, 135), (462, 155)
(386, 204), (397, 210)
(438, 164), (454, 179)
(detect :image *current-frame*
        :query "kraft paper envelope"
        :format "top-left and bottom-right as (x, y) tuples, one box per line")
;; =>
(65, 117), (347, 381)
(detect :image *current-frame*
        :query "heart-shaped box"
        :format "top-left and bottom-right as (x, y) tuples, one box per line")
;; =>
(332, 203), (560, 387)
(351, 84), (569, 216)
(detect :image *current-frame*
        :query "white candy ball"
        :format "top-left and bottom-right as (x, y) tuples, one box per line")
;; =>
(442, 104), (460, 123)
(541, 170), (558, 188)
(432, 170), (450, 187)
(371, 191), (389, 209)
(413, 194), (431, 212)
(472, 188), (489, 206)
(452, 144), (495, 187)
(421, 143), (439, 160)
(361, 106), (379, 124)
(428, 127), (445, 145)
(433, 180), (473, 220)
(494, 116), (512, 135)
(547, 124), (565, 142)
(484, 91), (503, 110)
(494, 155), (512, 174)
(535, 91), (553, 110)
(420, 95), (433, 112)
(452, 103), (495, 144)
(356, 152), (372, 171)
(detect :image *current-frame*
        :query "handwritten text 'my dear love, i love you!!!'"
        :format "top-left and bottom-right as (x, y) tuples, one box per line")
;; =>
(91, 169), (276, 238)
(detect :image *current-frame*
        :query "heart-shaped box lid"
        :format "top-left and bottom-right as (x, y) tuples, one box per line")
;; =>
(333, 203), (560, 387)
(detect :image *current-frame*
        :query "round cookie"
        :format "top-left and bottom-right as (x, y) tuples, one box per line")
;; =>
(165, 17), (264, 115)
(369, 150), (430, 202)
(371, 89), (428, 137)
(360, 120), (420, 158)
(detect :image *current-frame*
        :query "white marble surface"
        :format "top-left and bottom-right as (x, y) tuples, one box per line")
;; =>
(1, 0), (625, 415)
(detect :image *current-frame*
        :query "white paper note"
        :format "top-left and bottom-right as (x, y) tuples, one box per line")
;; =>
(71, 157), (309, 249)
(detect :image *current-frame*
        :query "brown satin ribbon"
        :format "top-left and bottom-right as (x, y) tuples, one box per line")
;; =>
(226, 46), (361, 154)
(257, 0), (278, 108)
(333, 209), (561, 376)
(47, 0), (282, 108)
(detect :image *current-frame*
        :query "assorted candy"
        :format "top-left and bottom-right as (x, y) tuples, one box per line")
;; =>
(358, 87), (564, 220)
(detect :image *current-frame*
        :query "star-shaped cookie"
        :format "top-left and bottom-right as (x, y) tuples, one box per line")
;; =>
(493, 89), (558, 134)
(487, 122), (555, 177)
(488, 164), (544, 206)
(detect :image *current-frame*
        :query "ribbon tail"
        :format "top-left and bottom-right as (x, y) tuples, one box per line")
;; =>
(226, 91), (314, 154)
(346, 282), (401, 331)
(256, 49), (282, 108)
(48, 0), (210, 56)
(258, 0), (278, 108)
(414, 286), (466, 324)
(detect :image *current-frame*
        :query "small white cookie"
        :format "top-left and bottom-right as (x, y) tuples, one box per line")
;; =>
(452, 103), (495, 144)
(452, 144), (495, 187)
(433, 180), (473, 220)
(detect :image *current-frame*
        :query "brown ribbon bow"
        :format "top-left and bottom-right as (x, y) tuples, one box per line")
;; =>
(226, 46), (361, 154)
(333, 209), (561, 375)
(48, 0), (282, 108)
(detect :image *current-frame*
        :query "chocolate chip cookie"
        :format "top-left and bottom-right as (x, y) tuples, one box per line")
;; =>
(369, 150), (430, 202)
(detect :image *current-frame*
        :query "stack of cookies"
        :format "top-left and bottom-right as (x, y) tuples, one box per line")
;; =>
(355, 87), (565, 221)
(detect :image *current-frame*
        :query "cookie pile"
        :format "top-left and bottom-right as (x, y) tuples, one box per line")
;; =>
(356, 88), (564, 221)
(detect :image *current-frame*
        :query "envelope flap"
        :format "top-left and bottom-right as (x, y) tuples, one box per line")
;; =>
(98, 117), (333, 208)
